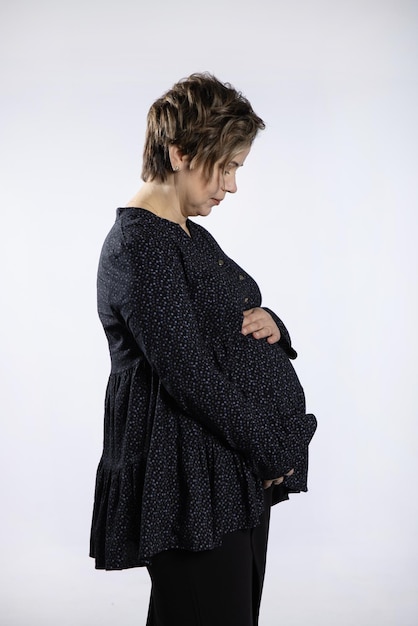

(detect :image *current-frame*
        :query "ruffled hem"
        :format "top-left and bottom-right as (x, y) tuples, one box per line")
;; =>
(90, 437), (267, 570)
(90, 344), (316, 570)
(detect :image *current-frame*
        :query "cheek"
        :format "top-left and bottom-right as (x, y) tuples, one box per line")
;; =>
(207, 173), (222, 194)
(194, 169), (222, 198)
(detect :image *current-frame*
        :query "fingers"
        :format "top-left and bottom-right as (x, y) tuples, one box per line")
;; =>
(263, 469), (294, 489)
(273, 477), (285, 485)
(241, 308), (281, 343)
(263, 477), (283, 489)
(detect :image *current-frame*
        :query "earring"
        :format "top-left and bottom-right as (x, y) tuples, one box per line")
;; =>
(173, 166), (180, 172)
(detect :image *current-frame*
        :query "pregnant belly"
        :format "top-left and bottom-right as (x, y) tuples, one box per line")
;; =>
(224, 334), (306, 419)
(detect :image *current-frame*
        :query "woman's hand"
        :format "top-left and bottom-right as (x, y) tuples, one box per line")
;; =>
(263, 469), (294, 489)
(241, 308), (281, 344)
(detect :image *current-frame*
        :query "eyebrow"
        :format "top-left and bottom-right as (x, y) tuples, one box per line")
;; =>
(229, 160), (243, 168)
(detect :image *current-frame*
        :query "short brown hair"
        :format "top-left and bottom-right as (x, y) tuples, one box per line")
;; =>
(141, 72), (265, 182)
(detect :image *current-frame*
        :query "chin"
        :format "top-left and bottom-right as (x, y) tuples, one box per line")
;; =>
(197, 206), (213, 217)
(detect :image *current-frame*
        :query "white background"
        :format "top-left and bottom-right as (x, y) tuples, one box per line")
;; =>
(1, 1), (417, 624)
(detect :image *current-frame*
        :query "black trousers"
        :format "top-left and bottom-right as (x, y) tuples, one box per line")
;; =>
(146, 488), (272, 626)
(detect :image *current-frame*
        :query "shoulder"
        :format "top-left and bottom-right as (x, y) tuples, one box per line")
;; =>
(102, 208), (180, 260)
(119, 207), (168, 246)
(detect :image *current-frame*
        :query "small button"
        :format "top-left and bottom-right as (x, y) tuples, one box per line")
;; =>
(239, 274), (245, 281)
(218, 259), (224, 266)
(244, 297), (249, 303)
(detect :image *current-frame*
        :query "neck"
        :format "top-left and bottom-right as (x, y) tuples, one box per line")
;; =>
(126, 179), (188, 228)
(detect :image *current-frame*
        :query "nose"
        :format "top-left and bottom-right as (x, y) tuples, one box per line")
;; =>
(222, 172), (237, 194)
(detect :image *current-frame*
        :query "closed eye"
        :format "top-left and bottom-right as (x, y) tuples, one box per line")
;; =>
(224, 161), (241, 176)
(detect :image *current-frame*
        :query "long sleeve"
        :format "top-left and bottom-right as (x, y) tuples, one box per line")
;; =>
(92, 210), (317, 569)
(102, 226), (293, 480)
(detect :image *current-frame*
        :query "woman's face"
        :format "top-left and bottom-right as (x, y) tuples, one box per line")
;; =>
(176, 146), (251, 218)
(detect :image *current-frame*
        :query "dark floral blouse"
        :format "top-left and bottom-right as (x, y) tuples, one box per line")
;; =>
(90, 208), (316, 570)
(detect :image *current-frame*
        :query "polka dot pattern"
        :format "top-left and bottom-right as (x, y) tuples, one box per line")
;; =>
(89, 208), (316, 570)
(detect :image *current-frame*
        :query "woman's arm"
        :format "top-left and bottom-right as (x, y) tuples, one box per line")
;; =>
(107, 233), (293, 480)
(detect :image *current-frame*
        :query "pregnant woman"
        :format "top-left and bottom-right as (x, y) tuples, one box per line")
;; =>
(90, 72), (317, 626)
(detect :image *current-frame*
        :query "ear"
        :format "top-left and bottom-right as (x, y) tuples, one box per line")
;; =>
(168, 144), (188, 171)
